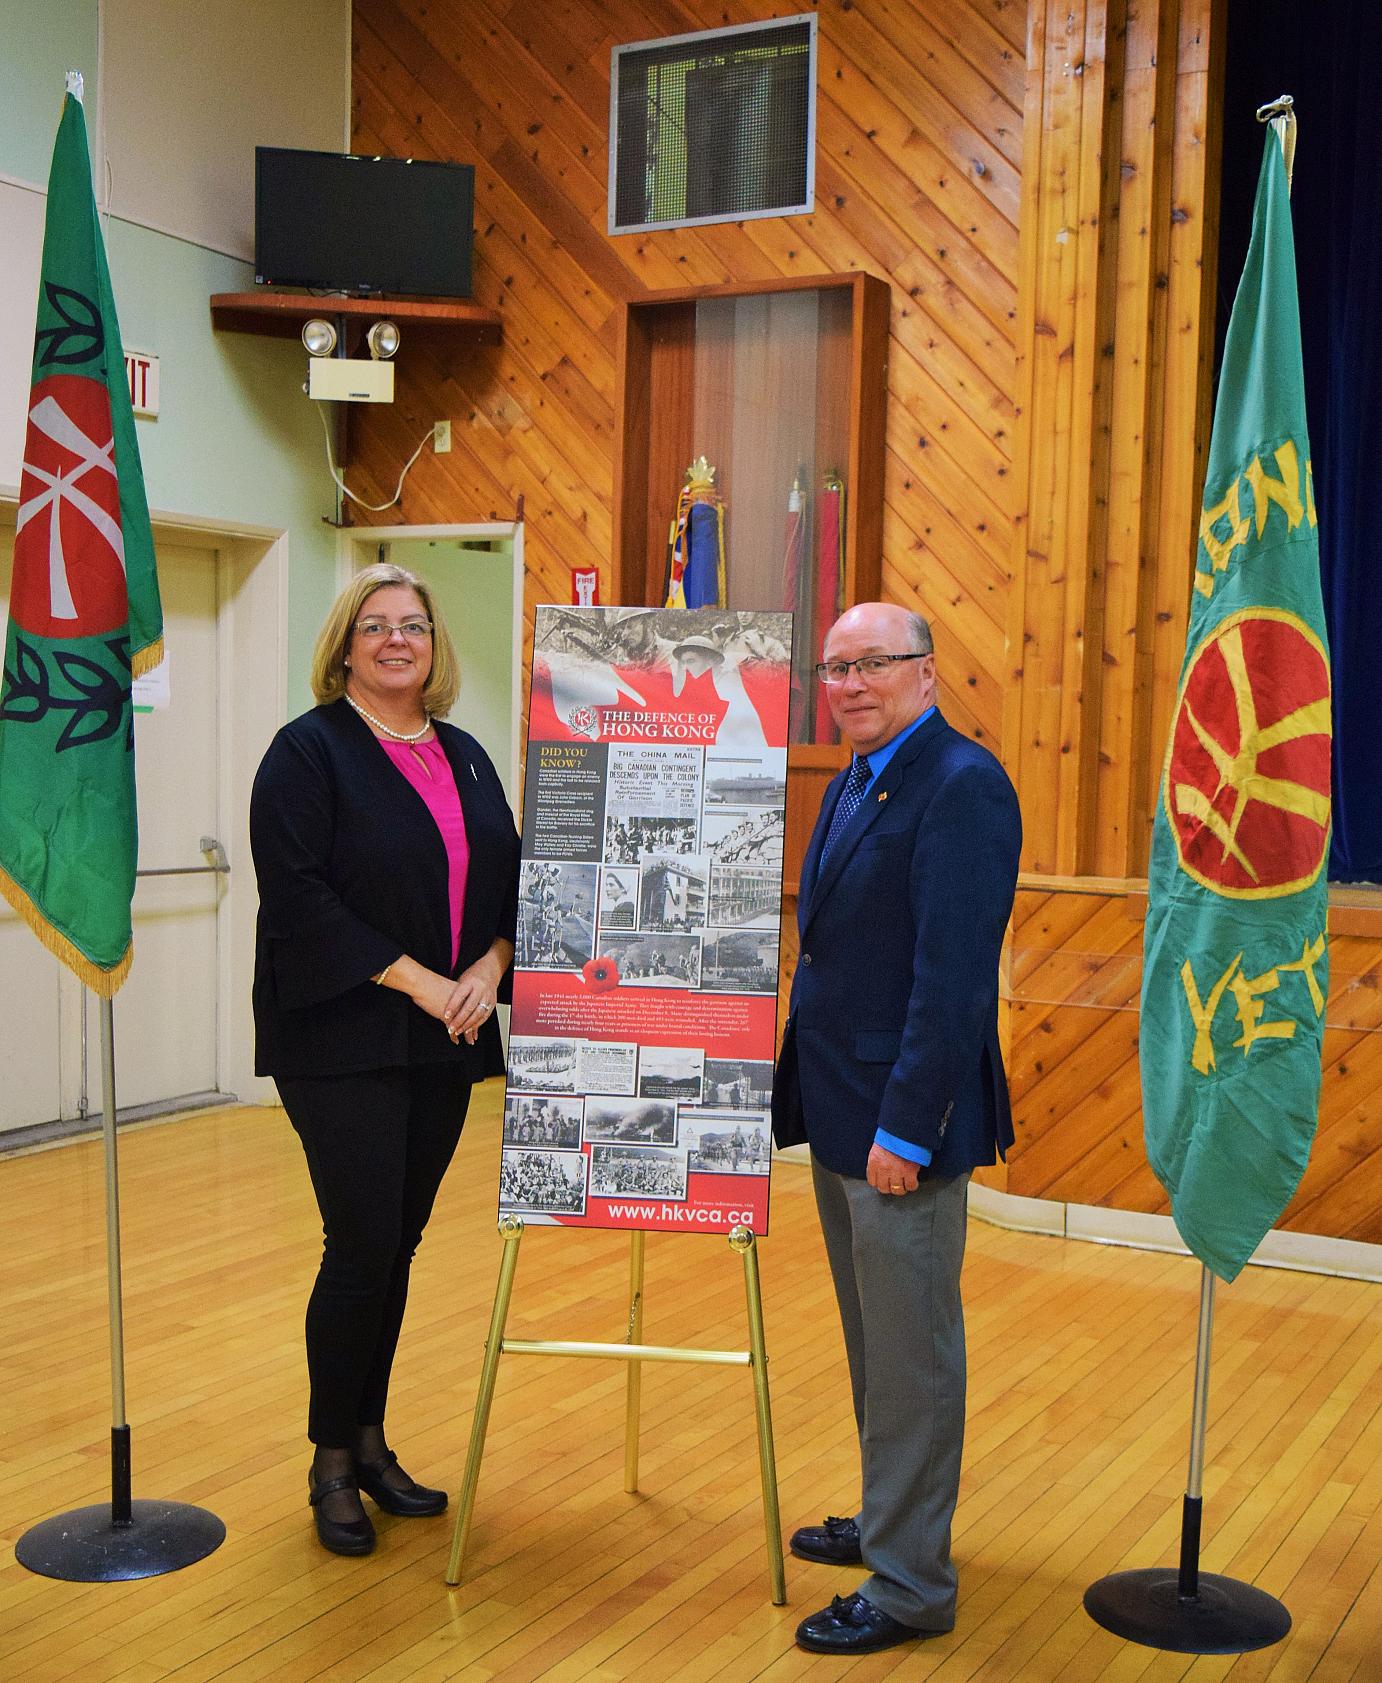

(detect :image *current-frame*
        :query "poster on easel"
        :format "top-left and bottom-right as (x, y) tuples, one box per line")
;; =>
(500, 605), (792, 1235)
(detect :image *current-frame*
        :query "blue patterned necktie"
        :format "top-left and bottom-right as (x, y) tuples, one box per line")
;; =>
(820, 755), (872, 863)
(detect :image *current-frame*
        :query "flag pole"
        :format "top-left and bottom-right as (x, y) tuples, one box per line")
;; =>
(1082, 1263), (1291, 1651)
(14, 1005), (226, 1581)
(99, 996), (132, 1523)
(6, 71), (224, 1579)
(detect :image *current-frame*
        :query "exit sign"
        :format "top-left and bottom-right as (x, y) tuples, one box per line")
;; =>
(124, 348), (159, 417)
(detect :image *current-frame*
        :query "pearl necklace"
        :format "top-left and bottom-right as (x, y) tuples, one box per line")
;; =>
(345, 690), (432, 743)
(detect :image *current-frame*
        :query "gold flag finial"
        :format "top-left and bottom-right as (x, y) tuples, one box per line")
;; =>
(685, 455), (717, 492)
(1256, 94), (1296, 194)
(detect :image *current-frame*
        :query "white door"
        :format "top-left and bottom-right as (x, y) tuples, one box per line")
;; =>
(103, 541), (222, 1110)
(0, 531), (223, 1131)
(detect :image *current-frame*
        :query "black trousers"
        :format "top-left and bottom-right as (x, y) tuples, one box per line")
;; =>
(277, 1063), (472, 1447)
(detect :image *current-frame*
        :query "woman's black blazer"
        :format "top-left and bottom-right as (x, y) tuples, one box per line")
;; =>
(250, 700), (519, 1080)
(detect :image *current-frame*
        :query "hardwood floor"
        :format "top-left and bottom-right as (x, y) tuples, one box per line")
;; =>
(1, 1089), (1378, 1681)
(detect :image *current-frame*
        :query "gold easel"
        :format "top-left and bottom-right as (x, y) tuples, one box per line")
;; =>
(445, 1217), (786, 1604)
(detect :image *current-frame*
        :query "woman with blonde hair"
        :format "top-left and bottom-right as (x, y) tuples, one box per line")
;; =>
(250, 563), (518, 1555)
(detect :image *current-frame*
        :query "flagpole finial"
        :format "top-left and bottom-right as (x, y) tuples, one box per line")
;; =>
(65, 70), (85, 101)
(1256, 93), (1296, 193)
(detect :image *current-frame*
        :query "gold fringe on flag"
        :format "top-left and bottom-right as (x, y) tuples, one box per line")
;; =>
(0, 864), (132, 996)
(130, 634), (165, 681)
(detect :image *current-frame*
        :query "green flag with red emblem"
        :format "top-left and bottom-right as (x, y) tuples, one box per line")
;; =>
(0, 78), (162, 995)
(1140, 123), (1331, 1282)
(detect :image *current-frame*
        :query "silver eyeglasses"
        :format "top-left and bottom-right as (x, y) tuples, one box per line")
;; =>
(814, 652), (929, 684)
(353, 618), (433, 639)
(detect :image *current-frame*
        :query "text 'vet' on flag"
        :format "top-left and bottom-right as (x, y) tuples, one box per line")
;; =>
(0, 77), (162, 995)
(1140, 124), (1330, 1282)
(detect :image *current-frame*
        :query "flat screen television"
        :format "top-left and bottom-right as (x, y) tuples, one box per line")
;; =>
(254, 147), (475, 298)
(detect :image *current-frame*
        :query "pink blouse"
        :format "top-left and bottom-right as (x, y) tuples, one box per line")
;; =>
(378, 736), (469, 968)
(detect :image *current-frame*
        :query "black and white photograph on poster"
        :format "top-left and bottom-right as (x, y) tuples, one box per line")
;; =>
(574, 1039), (638, 1096)
(583, 1096), (679, 1145)
(516, 860), (598, 970)
(604, 814), (698, 864)
(600, 931), (701, 987)
(508, 1035), (580, 1093)
(663, 617), (787, 751)
(703, 1058), (774, 1109)
(589, 1143), (689, 1201)
(636, 1045), (704, 1102)
(700, 930), (778, 994)
(680, 1110), (772, 1175)
(637, 852), (709, 932)
(606, 744), (703, 823)
(598, 865), (639, 929)
(703, 747), (787, 807)
(521, 740), (608, 862)
(499, 1147), (588, 1215)
(708, 864), (780, 929)
(703, 806), (785, 867)
(503, 1094), (584, 1148)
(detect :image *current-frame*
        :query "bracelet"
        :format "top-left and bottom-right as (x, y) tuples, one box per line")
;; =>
(374, 962), (394, 987)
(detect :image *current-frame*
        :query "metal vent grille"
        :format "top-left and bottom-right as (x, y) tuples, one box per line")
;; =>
(609, 15), (816, 235)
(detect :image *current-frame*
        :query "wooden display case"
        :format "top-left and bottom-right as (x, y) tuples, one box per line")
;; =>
(614, 272), (888, 630)
(613, 271), (889, 889)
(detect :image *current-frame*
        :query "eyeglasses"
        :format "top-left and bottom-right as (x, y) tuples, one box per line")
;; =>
(353, 618), (433, 640)
(814, 652), (930, 684)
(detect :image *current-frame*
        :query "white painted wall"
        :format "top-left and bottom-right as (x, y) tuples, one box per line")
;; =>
(102, 0), (351, 259)
(0, 0), (352, 707)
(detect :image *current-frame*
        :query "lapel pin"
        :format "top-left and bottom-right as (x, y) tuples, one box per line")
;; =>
(877, 791), (888, 802)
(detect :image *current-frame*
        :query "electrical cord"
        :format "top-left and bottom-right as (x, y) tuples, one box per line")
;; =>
(317, 402), (432, 512)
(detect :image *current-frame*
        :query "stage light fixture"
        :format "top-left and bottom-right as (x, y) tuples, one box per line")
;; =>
(366, 320), (401, 360)
(301, 318), (337, 357)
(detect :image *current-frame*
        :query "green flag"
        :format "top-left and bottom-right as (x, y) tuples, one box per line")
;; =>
(0, 79), (162, 995)
(1140, 126), (1331, 1282)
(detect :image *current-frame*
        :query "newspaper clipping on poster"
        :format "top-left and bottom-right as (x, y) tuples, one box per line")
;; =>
(499, 605), (792, 1234)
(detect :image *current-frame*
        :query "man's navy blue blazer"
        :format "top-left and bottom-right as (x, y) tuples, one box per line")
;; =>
(771, 709), (1021, 1179)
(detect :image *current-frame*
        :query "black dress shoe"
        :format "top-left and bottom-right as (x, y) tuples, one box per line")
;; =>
(795, 1592), (933, 1655)
(789, 1513), (863, 1565)
(356, 1449), (448, 1517)
(308, 1470), (375, 1555)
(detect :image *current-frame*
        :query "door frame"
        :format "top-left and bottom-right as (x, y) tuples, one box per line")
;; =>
(336, 521), (525, 799)
(0, 498), (288, 1122)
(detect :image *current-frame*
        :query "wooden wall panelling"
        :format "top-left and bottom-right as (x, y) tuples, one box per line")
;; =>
(350, 0), (1029, 778)
(1141, 0), (1224, 858)
(1100, 0), (1182, 878)
(1005, 0), (1125, 878)
(1088, 0), (1173, 876)
(1005, 883), (1382, 1244)
(1006, 0), (1220, 881)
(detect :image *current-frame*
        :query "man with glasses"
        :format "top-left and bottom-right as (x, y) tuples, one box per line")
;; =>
(773, 601), (1021, 1655)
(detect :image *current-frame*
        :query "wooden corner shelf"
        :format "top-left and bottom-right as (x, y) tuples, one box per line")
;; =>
(209, 291), (501, 344)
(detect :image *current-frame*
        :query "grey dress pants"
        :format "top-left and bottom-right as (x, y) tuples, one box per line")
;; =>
(811, 1157), (971, 1630)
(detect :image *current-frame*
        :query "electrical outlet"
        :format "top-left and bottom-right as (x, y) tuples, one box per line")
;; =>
(433, 420), (452, 454)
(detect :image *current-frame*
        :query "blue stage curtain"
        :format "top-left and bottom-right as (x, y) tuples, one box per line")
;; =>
(1220, 3), (1382, 882)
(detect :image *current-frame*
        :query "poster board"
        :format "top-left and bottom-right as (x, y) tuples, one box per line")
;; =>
(500, 606), (792, 1234)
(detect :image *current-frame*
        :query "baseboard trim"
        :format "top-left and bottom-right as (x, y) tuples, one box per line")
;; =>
(771, 1150), (1382, 1282)
(968, 1183), (1382, 1284)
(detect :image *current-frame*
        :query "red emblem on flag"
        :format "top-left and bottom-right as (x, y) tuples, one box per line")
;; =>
(1166, 608), (1331, 898)
(11, 373), (126, 639)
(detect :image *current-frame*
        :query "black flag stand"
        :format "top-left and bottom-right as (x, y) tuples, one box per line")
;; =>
(1083, 1265), (1291, 1653)
(15, 998), (225, 1581)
